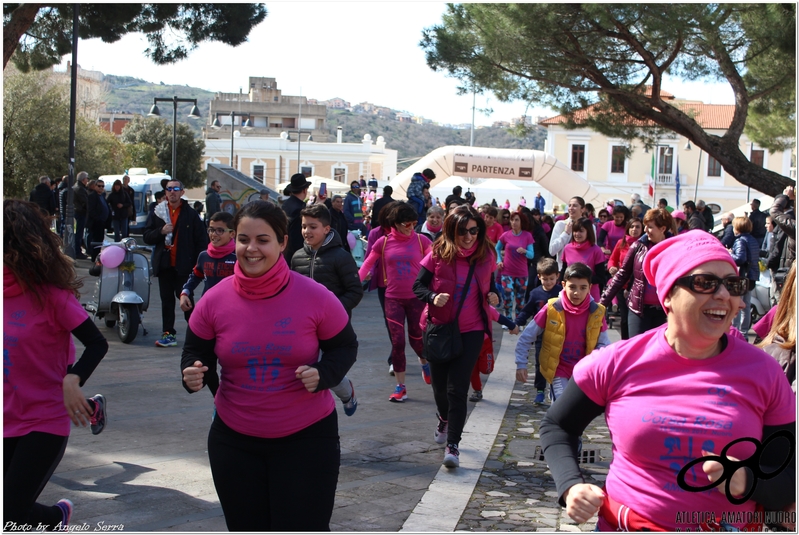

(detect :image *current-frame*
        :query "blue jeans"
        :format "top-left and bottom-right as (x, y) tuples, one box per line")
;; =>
(74, 212), (86, 253)
(732, 289), (752, 336)
(112, 219), (128, 241)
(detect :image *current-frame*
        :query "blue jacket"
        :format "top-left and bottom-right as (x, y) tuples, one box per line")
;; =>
(343, 191), (364, 228)
(406, 173), (426, 201)
(720, 223), (736, 249)
(534, 195), (546, 213)
(731, 233), (760, 281)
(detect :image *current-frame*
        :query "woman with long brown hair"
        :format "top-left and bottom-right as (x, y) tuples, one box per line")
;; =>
(413, 205), (506, 468)
(758, 261), (796, 390)
(4, 200), (108, 530)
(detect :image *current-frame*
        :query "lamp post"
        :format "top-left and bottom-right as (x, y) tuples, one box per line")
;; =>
(287, 130), (313, 175)
(211, 111), (252, 171)
(147, 96), (201, 180)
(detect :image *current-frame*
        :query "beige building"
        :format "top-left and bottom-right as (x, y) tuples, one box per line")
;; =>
(539, 90), (794, 212)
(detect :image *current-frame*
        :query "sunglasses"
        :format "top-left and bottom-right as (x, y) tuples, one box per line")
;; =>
(166, 186), (183, 192)
(207, 227), (232, 235)
(399, 221), (415, 227)
(457, 226), (480, 236)
(674, 274), (749, 297)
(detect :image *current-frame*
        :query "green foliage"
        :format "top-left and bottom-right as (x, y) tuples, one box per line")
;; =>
(327, 110), (546, 172)
(119, 115), (206, 187)
(5, 4), (267, 71)
(422, 3), (795, 195)
(3, 68), (126, 198)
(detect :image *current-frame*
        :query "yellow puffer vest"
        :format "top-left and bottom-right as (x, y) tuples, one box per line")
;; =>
(539, 297), (606, 384)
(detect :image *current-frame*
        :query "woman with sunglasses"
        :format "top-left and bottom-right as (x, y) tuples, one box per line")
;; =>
(607, 218), (644, 340)
(414, 205), (511, 468)
(540, 230), (795, 532)
(600, 208), (673, 338)
(359, 202), (433, 401)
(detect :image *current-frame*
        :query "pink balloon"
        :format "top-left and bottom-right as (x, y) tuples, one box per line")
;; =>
(100, 245), (125, 269)
(347, 232), (357, 250)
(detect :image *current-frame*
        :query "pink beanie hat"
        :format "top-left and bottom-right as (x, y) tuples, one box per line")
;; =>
(643, 230), (738, 310)
(671, 210), (686, 221)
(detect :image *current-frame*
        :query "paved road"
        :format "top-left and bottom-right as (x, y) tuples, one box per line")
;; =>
(38, 254), (618, 531)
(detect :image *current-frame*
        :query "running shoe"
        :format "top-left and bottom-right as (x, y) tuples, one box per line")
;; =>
(434, 413), (448, 444)
(469, 390), (483, 402)
(89, 394), (106, 435)
(443, 443), (460, 468)
(534, 391), (545, 404)
(342, 381), (358, 416)
(389, 384), (407, 402)
(155, 332), (177, 347)
(421, 363), (432, 385)
(55, 499), (73, 530)
(389, 363), (395, 376)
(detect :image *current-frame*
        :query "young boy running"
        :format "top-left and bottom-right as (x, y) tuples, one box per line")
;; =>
(514, 258), (562, 404)
(291, 203), (363, 415)
(514, 263), (610, 402)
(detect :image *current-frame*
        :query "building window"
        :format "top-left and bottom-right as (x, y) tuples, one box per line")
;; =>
(253, 165), (264, 182)
(610, 146), (625, 173)
(707, 156), (722, 177)
(571, 144), (585, 172)
(751, 149), (764, 167)
(658, 146), (674, 175)
(333, 167), (346, 182)
(301, 166), (312, 178)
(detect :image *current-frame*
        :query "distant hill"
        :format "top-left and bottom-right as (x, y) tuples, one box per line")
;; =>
(102, 75), (547, 171)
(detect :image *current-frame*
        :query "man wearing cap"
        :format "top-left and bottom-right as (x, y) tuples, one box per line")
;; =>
(407, 168), (435, 225)
(343, 181), (367, 235)
(259, 189), (272, 201)
(282, 173), (312, 261)
(697, 200), (714, 231)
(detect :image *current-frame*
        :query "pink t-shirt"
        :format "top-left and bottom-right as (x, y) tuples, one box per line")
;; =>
(485, 222), (504, 245)
(498, 230), (534, 278)
(573, 325), (796, 531)
(453, 256), (484, 333)
(359, 232), (432, 299)
(4, 286), (87, 438)
(600, 221), (626, 253)
(189, 273), (349, 438)
(562, 243), (606, 302)
(533, 298), (608, 379)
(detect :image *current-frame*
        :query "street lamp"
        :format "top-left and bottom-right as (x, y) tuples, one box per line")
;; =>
(286, 130), (313, 175)
(211, 111), (253, 171)
(147, 96), (201, 180)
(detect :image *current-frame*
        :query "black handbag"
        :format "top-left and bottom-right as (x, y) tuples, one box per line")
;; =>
(423, 262), (476, 364)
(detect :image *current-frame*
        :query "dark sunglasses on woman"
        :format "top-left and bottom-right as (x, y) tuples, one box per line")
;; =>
(674, 274), (750, 297)
(457, 226), (480, 236)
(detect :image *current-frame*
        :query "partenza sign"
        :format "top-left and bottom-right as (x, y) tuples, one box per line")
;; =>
(452, 155), (533, 179)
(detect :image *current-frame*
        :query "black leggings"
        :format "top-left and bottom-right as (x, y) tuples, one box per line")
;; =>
(4, 432), (69, 530)
(377, 286), (392, 365)
(157, 267), (191, 335)
(428, 330), (485, 445)
(207, 411), (340, 531)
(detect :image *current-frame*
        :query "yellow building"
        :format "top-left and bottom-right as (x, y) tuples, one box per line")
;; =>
(539, 90), (794, 212)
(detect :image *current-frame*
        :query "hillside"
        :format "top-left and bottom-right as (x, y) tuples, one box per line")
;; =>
(102, 75), (547, 171)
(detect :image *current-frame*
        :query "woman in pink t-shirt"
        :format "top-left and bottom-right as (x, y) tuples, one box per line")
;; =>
(181, 201), (358, 531)
(541, 231), (796, 532)
(358, 202), (432, 402)
(496, 212), (535, 320)
(365, 201), (398, 374)
(597, 205), (630, 258)
(561, 217), (607, 303)
(4, 200), (109, 530)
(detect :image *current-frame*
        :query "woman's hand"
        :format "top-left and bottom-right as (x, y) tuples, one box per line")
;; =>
(433, 293), (450, 307)
(565, 219), (574, 233)
(182, 361), (208, 392)
(608, 267), (618, 276)
(179, 294), (193, 312)
(496, 261), (504, 271)
(295, 365), (320, 392)
(509, 325), (520, 335)
(602, 248), (611, 255)
(487, 292), (499, 306)
(63, 374), (92, 427)
(515, 247), (526, 254)
(564, 483), (605, 524)
(703, 450), (747, 498)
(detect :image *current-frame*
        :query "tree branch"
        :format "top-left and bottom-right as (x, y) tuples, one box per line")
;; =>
(3, 3), (42, 69)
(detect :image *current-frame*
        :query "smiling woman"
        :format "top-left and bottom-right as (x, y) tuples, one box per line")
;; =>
(540, 230), (796, 531)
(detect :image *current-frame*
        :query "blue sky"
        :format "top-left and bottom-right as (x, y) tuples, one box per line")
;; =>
(61, 2), (735, 127)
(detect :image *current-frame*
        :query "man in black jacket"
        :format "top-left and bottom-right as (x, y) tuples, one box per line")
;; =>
(281, 173), (312, 262)
(143, 179), (208, 347)
(205, 180), (222, 222)
(324, 195), (351, 253)
(697, 200), (715, 231)
(29, 176), (56, 215)
(748, 198), (768, 248)
(371, 185), (394, 224)
(86, 179), (110, 262)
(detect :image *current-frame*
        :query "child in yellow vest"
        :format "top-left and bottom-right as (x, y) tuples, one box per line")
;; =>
(514, 263), (610, 401)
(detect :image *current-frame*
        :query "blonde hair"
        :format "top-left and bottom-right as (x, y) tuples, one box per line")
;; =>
(758, 261), (796, 351)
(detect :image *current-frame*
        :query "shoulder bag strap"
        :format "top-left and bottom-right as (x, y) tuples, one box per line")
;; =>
(426, 260), (477, 323)
(381, 236), (389, 284)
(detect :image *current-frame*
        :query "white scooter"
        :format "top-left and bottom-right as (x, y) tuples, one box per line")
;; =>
(84, 238), (151, 343)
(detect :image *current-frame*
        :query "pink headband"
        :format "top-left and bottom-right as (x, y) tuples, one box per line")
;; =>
(643, 230), (739, 310)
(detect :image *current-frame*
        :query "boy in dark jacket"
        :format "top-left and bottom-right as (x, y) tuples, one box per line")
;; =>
(179, 212), (237, 313)
(291, 203), (362, 415)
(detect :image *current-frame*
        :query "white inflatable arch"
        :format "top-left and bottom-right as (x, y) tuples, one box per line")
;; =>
(389, 146), (602, 206)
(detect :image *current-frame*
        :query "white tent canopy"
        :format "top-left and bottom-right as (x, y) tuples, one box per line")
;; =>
(276, 175), (350, 195)
(389, 146), (601, 207)
(429, 176), (472, 203)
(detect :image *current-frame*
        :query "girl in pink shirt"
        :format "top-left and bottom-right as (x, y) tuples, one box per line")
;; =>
(561, 217), (607, 303)
(181, 201), (357, 531)
(597, 205), (630, 258)
(359, 202), (432, 402)
(496, 212), (535, 320)
(4, 200), (109, 530)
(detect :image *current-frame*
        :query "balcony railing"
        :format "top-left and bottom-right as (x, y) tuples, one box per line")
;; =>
(655, 173), (674, 186)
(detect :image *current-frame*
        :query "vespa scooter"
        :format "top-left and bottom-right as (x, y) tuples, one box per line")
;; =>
(84, 238), (151, 343)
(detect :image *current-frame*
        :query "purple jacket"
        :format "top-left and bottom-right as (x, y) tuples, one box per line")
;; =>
(600, 234), (670, 316)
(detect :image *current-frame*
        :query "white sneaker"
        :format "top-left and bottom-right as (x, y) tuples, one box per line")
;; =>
(443, 443), (460, 468)
(389, 364), (395, 376)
